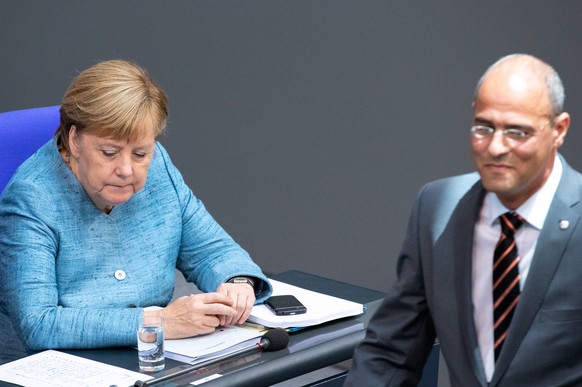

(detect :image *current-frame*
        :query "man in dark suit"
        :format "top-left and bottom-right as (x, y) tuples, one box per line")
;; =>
(345, 54), (579, 386)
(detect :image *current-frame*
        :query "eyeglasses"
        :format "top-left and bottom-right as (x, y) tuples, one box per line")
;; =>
(470, 120), (552, 143)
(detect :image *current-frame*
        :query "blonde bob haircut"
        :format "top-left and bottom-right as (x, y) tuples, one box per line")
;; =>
(55, 60), (168, 153)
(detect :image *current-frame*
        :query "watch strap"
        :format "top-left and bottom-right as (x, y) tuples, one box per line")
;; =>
(227, 276), (255, 287)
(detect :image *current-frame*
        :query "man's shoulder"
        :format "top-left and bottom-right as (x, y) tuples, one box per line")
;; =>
(560, 155), (582, 183)
(422, 172), (481, 197)
(414, 172), (482, 217)
(412, 172), (482, 238)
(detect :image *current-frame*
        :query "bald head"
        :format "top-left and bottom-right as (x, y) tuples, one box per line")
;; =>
(470, 54), (570, 210)
(474, 54), (565, 118)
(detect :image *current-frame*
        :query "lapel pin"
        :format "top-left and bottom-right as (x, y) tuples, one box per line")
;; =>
(559, 220), (570, 230)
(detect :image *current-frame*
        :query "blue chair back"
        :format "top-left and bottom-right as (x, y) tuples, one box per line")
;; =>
(0, 105), (60, 194)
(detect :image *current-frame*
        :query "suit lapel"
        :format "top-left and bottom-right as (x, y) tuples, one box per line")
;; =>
(491, 161), (582, 384)
(452, 181), (489, 385)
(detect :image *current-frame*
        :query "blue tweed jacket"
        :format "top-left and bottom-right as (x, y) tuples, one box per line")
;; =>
(0, 140), (271, 356)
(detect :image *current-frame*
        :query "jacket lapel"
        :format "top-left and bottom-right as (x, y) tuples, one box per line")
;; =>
(490, 161), (582, 385)
(452, 181), (489, 385)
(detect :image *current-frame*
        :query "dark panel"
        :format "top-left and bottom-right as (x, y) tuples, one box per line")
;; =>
(1, 0), (581, 295)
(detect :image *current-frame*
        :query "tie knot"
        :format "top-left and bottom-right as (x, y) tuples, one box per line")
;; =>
(499, 212), (524, 236)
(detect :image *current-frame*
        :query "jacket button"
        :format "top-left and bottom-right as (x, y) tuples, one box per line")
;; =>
(114, 270), (127, 281)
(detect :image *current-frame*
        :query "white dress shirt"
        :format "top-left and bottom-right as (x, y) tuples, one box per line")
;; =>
(472, 156), (562, 381)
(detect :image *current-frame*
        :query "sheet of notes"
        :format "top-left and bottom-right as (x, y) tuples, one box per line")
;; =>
(0, 350), (153, 387)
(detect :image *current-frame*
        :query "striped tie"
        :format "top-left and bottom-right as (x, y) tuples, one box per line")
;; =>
(493, 212), (524, 362)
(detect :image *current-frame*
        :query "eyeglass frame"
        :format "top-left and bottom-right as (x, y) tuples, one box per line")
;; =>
(470, 118), (553, 143)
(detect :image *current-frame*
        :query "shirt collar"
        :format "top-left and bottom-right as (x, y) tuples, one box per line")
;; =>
(482, 156), (563, 230)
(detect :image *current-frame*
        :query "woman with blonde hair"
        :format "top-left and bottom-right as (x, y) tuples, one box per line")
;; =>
(0, 60), (271, 362)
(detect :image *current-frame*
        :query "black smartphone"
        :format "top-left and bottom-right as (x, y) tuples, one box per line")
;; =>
(264, 295), (307, 316)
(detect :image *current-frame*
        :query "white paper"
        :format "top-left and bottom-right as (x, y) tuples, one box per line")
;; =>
(0, 350), (153, 387)
(248, 279), (364, 328)
(164, 325), (264, 364)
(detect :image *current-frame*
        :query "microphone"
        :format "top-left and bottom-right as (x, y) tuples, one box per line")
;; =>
(134, 328), (290, 387)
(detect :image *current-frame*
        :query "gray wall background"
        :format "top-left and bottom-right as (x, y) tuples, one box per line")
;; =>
(2, 2), (582, 292)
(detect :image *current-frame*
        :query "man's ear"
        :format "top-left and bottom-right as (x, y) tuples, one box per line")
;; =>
(553, 112), (570, 149)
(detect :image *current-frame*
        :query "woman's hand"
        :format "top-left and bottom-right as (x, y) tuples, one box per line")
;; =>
(146, 293), (237, 339)
(216, 282), (256, 326)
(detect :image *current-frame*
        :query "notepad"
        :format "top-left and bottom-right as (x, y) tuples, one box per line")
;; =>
(249, 279), (364, 328)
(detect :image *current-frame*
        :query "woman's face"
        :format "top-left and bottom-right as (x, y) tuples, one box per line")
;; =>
(68, 127), (156, 213)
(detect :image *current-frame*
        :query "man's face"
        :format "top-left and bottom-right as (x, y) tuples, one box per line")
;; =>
(69, 128), (156, 213)
(471, 67), (568, 210)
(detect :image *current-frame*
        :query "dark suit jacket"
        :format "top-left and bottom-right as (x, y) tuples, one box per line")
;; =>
(345, 157), (582, 386)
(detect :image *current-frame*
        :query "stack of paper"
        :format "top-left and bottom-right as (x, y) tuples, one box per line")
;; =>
(164, 324), (265, 364)
(249, 279), (364, 328)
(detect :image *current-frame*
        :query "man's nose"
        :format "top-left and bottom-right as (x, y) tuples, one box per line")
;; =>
(487, 130), (511, 156)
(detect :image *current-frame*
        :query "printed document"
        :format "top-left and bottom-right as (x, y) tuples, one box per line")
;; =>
(0, 349), (153, 387)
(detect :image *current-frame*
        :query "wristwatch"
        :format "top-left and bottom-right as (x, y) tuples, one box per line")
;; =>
(227, 276), (255, 288)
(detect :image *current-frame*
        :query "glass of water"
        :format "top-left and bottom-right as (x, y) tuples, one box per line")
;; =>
(137, 315), (165, 372)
